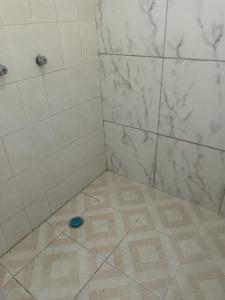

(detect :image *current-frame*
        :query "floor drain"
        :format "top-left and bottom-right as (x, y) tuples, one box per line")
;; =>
(69, 216), (84, 228)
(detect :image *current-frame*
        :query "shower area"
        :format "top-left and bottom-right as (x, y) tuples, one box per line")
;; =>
(0, 0), (225, 299)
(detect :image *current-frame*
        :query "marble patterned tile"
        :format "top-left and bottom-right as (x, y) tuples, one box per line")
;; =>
(16, 234), (103, 300)
(0, 265), (12, 288)
(101, 55), (162, 132)
(105, 122), (157, 185)
(97, 0), (167, 56)
(75, 262), (160, 300)
(165, 259), (225, 300)
(0, 278), (35, 300)
(156, 136), (225, 213)
(159, 59), (225, 150)
(165, 0), (225, 60)
(0, 222), (59, 275)
(49, 192), (133, 260)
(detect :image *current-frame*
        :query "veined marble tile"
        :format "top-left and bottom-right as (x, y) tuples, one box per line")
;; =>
(156, 136), (225, 213)
(101, 55), (162, 132)
(97, 0), (167, 56)
(159, 59), (225, 150)
(104, 122), (157, 185)
(165, 0), (225, 60)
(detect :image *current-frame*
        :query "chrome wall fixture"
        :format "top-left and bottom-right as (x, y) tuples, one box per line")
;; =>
(0, 64), (8, 76)
(36, 54), (48, 66)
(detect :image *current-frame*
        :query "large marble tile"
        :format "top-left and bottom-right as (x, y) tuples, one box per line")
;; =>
(165, 0), (225, 60)
(104, 122), (157, 185)
(101, 55), (162, 131)
(156, 136), (225, 213)
(97, 0), (167, 56)
(159, 59), (225, 150)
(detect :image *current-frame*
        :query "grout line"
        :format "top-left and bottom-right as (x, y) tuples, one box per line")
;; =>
(13, 276), (37, 300)
(98, 52), (225, 64)
(153, 0), (169, 186)
(103, 120), (225, 153)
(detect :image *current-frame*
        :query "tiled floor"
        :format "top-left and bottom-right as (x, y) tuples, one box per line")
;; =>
(0, 171), (225, 300)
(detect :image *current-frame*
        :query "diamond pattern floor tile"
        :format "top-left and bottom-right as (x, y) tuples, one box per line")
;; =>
(0, 222), (60, 275)
(107, 227), (180, 298)
(75, 262), (161, 300)
(49, 193), (135, 260)
(165, 259), (225, 300)
(1, 171), (225, 300)
(0, 278), (34, 300)
(83, 171), (160, 212)
(16, 234), (104, 300)
(0, 265), (12, 288)
(198, 219), (225, 259)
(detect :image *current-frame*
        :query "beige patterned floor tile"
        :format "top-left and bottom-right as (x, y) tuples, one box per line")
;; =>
(166, 228), (213, 265)
(75, 262), (161, 300)
(83, 171), (158, 212)
(0, 278), (34, 300)
(0, 265), (12, 288)
(198, 219), (225, 259)
(107, 227), (180, 298)
(0, 222), (60, 276)
(49, 195), (133, 260)
(165, 259), (225, 300)
(48, 193), (101, 233)
(16, 234), (103, 300)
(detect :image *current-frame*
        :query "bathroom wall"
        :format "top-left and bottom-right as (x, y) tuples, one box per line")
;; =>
(98, 0), (225, 215)
(0, 0), (106, 255)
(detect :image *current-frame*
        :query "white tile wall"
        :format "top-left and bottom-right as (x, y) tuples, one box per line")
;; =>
(0, 0), (105, 255)
(3, 128), (36, 174)
(59, 22), (82, 67)
(18, 77), (49, 123)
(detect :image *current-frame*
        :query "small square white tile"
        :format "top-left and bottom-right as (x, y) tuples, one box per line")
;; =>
(5, 25), (40, 80)
(0, 83), (26, 136)
(29, 0), (57, 22)
(1, 210), (31, 248)
(44, 70), (69, 115)
(66, 62), (100, 107)
(52, 110), (74, 148)
(0, 0), (31, 25)
(26, 196), (50, 229)
(79, 153), (106, 189)
(30, 119), (56, 161)
(18, 77), (49, 124)
(33, 23), (63, 73)
(79, 20), (98, 62)
(16, 166), (44, 206)
(70, 97), (102, 140)
(77, 0), (96, 20)
(59, 22), (82, 67)
(55, 0), (78, 21)
(3, 128), (36, 174)
(0, 25), (17, 85)
(39, 152), (65, 191)
(0, 178), (23, 225)
(0, 139), (12, 183)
